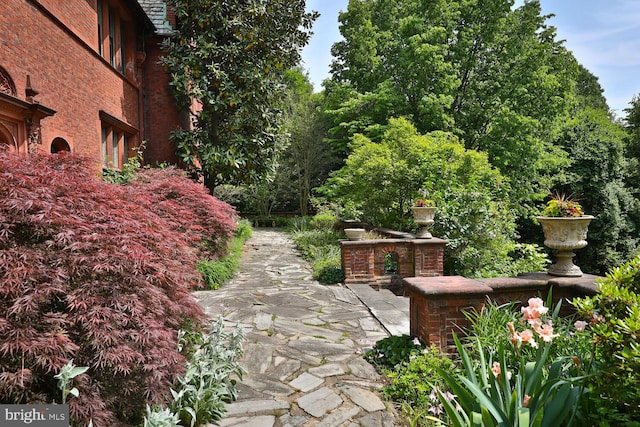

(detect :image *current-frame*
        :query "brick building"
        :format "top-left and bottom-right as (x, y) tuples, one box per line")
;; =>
(0, 0), (182, 166)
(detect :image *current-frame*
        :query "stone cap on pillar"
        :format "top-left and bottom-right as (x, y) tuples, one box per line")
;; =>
(403, 275), (493, 297)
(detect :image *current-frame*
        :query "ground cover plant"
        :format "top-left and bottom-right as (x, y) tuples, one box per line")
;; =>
(364, 335), (458, 426)
(197, 219), (252, 289)
(0, 151), (237, 426)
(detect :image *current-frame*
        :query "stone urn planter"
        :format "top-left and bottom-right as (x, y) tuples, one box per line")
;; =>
(344, 228), (366, 241)
(411, 206), (436, 239)
(537, 215), (594, 277)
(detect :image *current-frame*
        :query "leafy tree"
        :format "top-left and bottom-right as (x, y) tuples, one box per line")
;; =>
(321, 118), (531, 277)
(161, 0), (318, 189)
(274, 69), (338, 215)
(624, 94), (640, 191)
(574, 64), (610, 112)
(553, 107), (639, 274)
(327, 0), (578, 210)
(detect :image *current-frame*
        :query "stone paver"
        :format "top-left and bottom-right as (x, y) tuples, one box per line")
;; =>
(192, 229), (401, 426)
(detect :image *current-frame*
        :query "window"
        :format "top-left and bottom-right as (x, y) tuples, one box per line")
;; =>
(97, 0), (127, 74)
(97, 0), (103, 56)
(100, 111), (137, 169)
(112, 130), (120, 167)
(51, 137), (71, 153)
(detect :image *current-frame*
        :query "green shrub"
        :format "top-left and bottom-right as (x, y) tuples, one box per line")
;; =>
(573, 255), (640, 424)
(364, 335), (424, 371)
(310, 212), (337, 231)
(290, 227), (345, 284)
(102, 143), (144, 185)
(292, 229), (342, 257)
(234, 218), (253, 241)
(383, 345), (457, 408)
(286, 216), (312, 233)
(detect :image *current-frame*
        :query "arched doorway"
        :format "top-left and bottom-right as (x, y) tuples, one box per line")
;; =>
(51, 137), (71, 153)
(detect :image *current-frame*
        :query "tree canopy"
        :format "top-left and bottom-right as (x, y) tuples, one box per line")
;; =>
(326, 0), (578, 208)
(162, 0), (318, 189)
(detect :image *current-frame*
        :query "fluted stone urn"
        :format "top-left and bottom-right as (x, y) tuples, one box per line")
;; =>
(537, 215), (594, 277)
(411, 206), (437, 239)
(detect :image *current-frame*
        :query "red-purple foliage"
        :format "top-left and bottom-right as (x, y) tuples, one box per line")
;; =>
(130, 167), (237, 260)
(0, 152), (236, 426)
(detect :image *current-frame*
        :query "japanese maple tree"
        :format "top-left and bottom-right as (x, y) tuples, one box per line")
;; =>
(0, 151), (236, 425)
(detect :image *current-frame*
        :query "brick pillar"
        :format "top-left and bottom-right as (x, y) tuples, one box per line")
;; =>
(340, 241), (375, 283)
(413, 238), (446, 277)
(404, 276), (492, 349)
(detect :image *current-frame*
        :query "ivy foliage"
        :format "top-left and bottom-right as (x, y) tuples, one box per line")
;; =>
(161, 0), (318, 189)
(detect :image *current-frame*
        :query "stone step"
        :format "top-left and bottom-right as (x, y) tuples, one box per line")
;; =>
(345, 283), (410, 337)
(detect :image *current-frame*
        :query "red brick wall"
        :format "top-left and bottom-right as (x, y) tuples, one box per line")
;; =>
(142, 37), (181, 165)
(405, 273), (599, 351)
(0, 0), (142, 159)
(341, 238), (447, 285)
(36, 0), (98, 47)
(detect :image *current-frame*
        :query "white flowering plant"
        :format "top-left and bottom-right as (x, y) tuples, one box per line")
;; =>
(437, 297), (590, 426)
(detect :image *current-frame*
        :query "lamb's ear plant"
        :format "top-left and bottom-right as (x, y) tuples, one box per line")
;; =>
(54, 360), (93, 427)
(143, 405), (181, 427)
(169, 317), (246, 427)
(54, 360), (89, 404)
(437, 298), (589, 427)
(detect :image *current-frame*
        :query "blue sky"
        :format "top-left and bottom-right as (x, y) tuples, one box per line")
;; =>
(301, 0), (640, 117)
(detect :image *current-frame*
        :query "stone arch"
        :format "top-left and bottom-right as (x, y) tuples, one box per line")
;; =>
(51, 137), (71, 153)
(0, 66), (17, 96)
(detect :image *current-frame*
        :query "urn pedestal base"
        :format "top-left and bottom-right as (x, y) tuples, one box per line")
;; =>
(548, 251), (583, 277)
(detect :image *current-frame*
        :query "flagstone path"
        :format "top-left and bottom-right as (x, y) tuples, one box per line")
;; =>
(192, 229), (409, 427)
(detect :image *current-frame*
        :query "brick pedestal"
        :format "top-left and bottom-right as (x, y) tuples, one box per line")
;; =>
(340, 238), (447, 285)
(405, 276), (491, 349)
(404, 273), (599, 350)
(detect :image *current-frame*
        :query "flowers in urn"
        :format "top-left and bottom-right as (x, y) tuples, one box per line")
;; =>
(414, 188), (436, 207)
(412, 189), (436, 238)
(537, 192), (593, 276)
(541, 192), (584, 217)
(414, 198), (435, 207)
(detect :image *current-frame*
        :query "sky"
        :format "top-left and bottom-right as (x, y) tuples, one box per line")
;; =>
(301, 0), (640, 117)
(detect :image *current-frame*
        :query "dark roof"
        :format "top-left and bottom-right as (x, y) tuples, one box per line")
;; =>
(137, 0), (174, 35)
